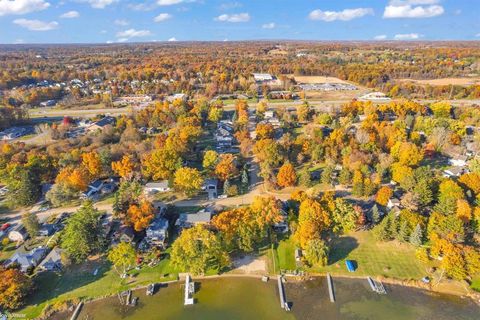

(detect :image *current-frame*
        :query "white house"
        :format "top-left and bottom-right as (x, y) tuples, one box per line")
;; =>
(145, 181), (171, 194)
(359, 92), (391, 102)
(252, 73), (274, 82)
(387, 198), (401, 209)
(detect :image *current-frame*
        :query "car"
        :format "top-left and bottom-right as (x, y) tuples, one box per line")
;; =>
(0, 223), (11, 231)
(218, 194), (228, 199)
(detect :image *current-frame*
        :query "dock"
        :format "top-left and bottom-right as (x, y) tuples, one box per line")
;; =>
(327, 273), (335, 303)
(367, 277), (386, 294)
(277, 276), (290, 311)
(184, 274), (195, 305)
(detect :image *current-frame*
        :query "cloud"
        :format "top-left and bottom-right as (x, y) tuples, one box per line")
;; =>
(168, 37), (177, 41)
(383, 0), (444, 18)
(154, 13), (172, 22)
(60, 11), (80, 18)
(394, 33), (421, 40)
(219, 2), (242, 11)
(114, 19), (129, 26)
(374, 34), (387, 40)
(13, 18), (58, 31)
(116, 28), (153, 39)
(128, 2), (156, 11)
(0, 0), (50, 16)
(262, 22), (275, 29)
(309, 8), (374, 22)
(475, 33), (480, 37)
(215, 13), (250, 23)
(80, 0), (118, 9)
(157, 0), (183, 5)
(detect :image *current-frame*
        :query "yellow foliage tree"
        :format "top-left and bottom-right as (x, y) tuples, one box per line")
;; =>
(294, 198), (331, 249)
(127, 200), (154, 232)
(215, 153), (238, 181)
(112, 155), (135, 180)
(375, 186), (393, 206)
(174, 167), (204, 196)
(81, 151), (102, 179)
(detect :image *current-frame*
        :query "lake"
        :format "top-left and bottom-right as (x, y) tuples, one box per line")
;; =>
(69, 276), (479, 320)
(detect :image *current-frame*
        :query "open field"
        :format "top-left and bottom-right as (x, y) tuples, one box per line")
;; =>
(276, 231), (425, 280)
(283, 75), (352, 84)
(397, 78), (480, 86)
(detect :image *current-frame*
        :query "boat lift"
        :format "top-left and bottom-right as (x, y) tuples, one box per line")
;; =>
(367, 277), (387, 294)
(184, 274), (195, 305)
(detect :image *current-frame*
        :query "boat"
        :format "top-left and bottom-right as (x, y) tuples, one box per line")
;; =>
(345, 260), (355, 272)
(147, 284), (156, 296)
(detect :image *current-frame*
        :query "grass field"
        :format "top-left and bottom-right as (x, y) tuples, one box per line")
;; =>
(397, 78), (480, 86)
(276, 231), (425, 280)
(471, 277), (480, 292)
(283, 75), (351, 84)
(20, 254), (178, 319)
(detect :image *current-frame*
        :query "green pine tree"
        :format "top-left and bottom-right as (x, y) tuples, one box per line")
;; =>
(409, 224), (423, 247)
(398, 220), (409, 242)
(371, 204), (381, 224)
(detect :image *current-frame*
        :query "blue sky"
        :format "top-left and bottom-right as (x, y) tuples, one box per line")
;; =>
(0, 0), (479, 44)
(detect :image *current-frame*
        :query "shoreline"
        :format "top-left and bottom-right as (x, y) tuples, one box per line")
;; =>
(57, 272), (479, 318)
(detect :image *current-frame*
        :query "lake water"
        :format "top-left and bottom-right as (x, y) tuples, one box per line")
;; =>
(70, 276), (479, 320)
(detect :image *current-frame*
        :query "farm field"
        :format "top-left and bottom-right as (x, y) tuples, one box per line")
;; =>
(397, 77), (480, 86)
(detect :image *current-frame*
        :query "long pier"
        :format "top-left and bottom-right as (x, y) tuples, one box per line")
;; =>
(277, 276), (290, 311)
(327, 273), (335, 303)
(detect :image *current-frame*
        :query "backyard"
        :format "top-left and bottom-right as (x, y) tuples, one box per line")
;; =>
(275, 231), (426, 280)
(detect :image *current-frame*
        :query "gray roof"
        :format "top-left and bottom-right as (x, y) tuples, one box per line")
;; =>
(145, 181), (169, 189)
(7, 247), (48, 271)
(38, 248), (63, 271)
(176, 210), (212, 226)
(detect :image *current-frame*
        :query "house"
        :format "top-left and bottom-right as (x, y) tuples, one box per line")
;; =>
(144, 181), (171, 194)
(359, 92), (391, 102)
(448, 154), (468, 167)
(81, 180), (104, 198)
(87, 116), (116, 132)
(146, 217), (169, 246)
(166, 93), (187, 102)
(39, 100), (56, 107)
(273, 209), (289, 234)
(0, 127), (28, 140)
(38, 224), (57, 237)
(176, 209), (212, 230)
(252, 73), (274, 82)
(8, 225), (28, 242)
(5, 247), (48, 272)
(37, 247), (63, 272)
(203, 179), (218, 200)
(117, 225), (135, 244)
(387, 197), (401, 209)
(264, 111), (275, 119)
(443, 166), (465, 178)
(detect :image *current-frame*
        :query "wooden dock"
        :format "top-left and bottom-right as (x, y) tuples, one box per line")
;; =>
(327, 273), (335, 303)
(367, 277), (386, 294)
(184, 275), (194, 305)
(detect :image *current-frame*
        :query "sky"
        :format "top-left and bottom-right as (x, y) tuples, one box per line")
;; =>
(0, 0), (479, 44)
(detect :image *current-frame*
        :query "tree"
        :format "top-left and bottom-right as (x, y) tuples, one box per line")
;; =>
(371, 204), (381, 224)
(142, 148), (181, 181)
(304, 239), (329, 267)
(6, 166), (41, 207)
(203, 150), (218, 171)
(255, 123), (274, 140)
(170, 225), (229, 275)
(46, 183), (79, 207)
(409, 224), (423, 247)
(174, 167), (204, 196)
(375, 186), (393, 206)
(82, 151), (102, 179)
(430, 101), (452, 118)
(127, 200), (155, 232)
(21, 212), (39, 238)
(390, 141), (424, 166)
(61, 201), (104, 263)
(321, 166), (335, 186)
(294, 198), (331, 249)
(215, 153), (238, 181)
(108, 242), (136, 277)
(277, 162), (297, 188)
(0, 267), (33, 310)
(112, 155), (135, 180)
(374, 213), (393, 241)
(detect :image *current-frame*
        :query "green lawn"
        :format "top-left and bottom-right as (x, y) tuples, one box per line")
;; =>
(20, 254), (178, 319)
(0, 241), (17, 262)
(275, 231), (425, 280)
(471, 277), (480, 292)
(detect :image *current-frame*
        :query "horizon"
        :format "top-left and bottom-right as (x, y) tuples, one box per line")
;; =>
(0, 0), (479, 44)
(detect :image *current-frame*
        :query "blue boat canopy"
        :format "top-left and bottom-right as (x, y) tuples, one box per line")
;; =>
(345, 260), (355, 272)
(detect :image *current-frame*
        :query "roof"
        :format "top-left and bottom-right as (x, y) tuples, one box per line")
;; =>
(147, 217), (169, 232)
(145, 181), (169, 189)
(7, 247), (48, 269)
(176, 210), (212, 226)
(38, 248), (63, 270)
(90, 116), (115, 128)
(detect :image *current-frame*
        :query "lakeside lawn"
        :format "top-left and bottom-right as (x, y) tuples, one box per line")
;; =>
(276, 230), (425, 280)
(20, 253), (178, 319)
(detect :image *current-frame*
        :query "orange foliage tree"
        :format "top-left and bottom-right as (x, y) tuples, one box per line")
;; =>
(375, 186), (393, 206)
(277, 162), (297, 188)
(0, 267), (33, 310)
(127, 200), (155, 232)
(215, 153), (238, 181)
(112, 155), (135, 180)
(81, 151), (102, 179)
